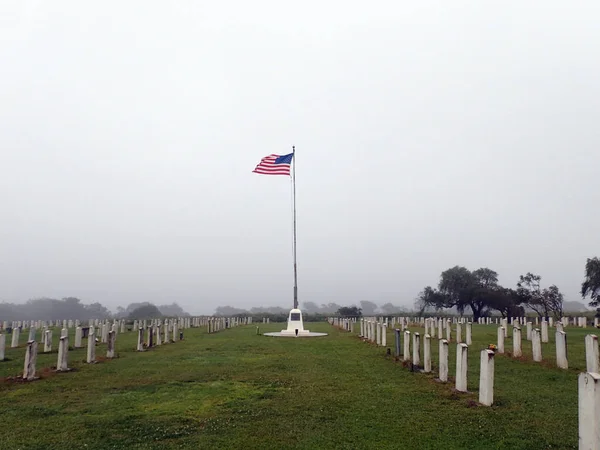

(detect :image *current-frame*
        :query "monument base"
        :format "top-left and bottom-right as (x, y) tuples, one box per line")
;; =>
(263, 308), (328, 338)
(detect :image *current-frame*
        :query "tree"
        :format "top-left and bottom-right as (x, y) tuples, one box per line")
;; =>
(128, 304), (163, 319)
(360, 301), (378, 315)
(215, 306), (248, 316)
(158, 303), (190, 317)
(581, 257), (600, 307)
(301, 302), (320, 313)
(379, 303), (405, 315)
(416, 266), (502, 321)
(486, 288), (524, 318)
(115, 306), (126, 318)
(83, 302), (112, 319)
(336, 306), (362, 317)
(438, 266), (498, 321)
(415, 286), (448, 315)
(517, 272), (564, 319)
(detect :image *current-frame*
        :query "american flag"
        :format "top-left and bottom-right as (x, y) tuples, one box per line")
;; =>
(252, 153), (294, 176)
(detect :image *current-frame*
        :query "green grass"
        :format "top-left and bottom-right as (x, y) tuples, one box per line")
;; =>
(0, 321), (592, 449)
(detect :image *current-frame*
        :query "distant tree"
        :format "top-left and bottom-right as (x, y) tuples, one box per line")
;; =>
(158, 303), (190, 317)
(415, 266), (502, 321)
(84, 302), (113, 319)
(379, 303), (405, 315)
(415, 286), (449, 315)
(317, 303), (341, 314)
(336, 306), (362, 317)
(516, 272), (564, 319)
(215, 305), (248, 316)
(128, 304), (163, 319)
(438, 266), (496, 321)
(486, 288), (524, 318)
(301, 302), (320, 313)
(124, 302), (152, 316)
(581, 257), (600, 307)
(360, 301), (378, 315)
(0, 297), (113, 321)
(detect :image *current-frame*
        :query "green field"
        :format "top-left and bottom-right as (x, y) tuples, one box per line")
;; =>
(0, 321), (591, 449)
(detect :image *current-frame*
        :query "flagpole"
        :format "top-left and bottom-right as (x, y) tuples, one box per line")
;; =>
(292, 145), (298, 310)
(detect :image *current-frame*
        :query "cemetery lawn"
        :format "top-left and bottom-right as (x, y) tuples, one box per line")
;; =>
(0, 322), (586, 449)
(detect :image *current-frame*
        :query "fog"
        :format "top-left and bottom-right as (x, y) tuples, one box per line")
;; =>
(1, 1), (599, 314)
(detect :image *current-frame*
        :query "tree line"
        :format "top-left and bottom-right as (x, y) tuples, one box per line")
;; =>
(0, 297), (190, 321)
(412, 257), (600, 322)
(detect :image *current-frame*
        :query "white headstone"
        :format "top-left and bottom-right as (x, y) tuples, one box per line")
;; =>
(11, 327), (20, 348)
(156, 325), (162, 346)
(586, 335), (600, 373)
(466, 322), (472, 346)
(57, 336), (69, 371)
(556, 331), (568, 369)
(456, 323), (462, 344)
(513, 327), (522, 357)
(526, 322), (532, 341)
(381, 323), (387, 347)
(137, 328), (144, 351)
(23, 340), (38, 380)
(106, 331), (116, 359)
(412, 332), (421, 366)
(44, 330), (52, 353)
(439, 339), (448, 383)
(403, 331), (411, 362)
(497, 327), (505, 354)
(479, 349), (495, 406)
(455, 343), (468, 392)
(541, 320), (549, 343)
(87, 327), (96, 363)
(423, 334), (431, 373)
(75, 327), (83, 348)
(578, 372), (600, 449)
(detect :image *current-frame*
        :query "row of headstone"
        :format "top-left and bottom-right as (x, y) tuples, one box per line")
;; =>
(328, 317), (355, 332)
(19, 325), (117, 380)
(207, 316), (249, 333)
(136, 321), (178, 351)
(6, 316), (247, 348)
(356, 324), (497, 406)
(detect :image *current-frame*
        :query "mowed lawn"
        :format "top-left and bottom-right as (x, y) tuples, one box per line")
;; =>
(0, 320), (591, 449)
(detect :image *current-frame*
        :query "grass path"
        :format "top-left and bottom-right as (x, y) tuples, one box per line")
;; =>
(0, 322), (586, 449)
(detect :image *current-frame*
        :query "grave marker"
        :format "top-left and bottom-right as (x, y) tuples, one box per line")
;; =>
(578, 372), (600, 449)
(23, 340), (38, 380)
(556, 331), (568, 369)
(455, 343), (468, 392)
(479, 349), (495, 406)
(439, 339), (448, 383)
(423, 334), (431, 373)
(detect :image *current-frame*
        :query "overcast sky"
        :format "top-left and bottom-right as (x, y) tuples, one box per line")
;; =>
(1, 2), (599, 314)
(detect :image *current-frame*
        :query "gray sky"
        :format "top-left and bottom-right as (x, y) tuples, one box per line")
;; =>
(1, 1), (599, 315)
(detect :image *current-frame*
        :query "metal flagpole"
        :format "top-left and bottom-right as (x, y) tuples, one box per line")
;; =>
(292, 145), (298, 310)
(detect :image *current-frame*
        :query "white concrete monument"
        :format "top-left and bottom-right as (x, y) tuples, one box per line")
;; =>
(264, 308), (327, 337)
